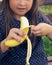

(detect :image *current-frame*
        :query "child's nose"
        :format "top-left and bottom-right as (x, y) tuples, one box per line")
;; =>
(19, 0), (26, 6)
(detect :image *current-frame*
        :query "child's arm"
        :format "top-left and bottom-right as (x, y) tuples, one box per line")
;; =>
(31, 23), (52, 40)
(0, 39), (9, 52)
(0, 39), (10, 61)
(0, 28), (25, 52)
(46, 25), (52, 40)
(0, 28), (25, 61)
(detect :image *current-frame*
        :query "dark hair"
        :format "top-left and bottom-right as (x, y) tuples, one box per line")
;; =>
(0, 0), (40, 47)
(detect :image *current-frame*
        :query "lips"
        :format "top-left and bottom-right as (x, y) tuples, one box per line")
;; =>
(17, 8), (26, 11)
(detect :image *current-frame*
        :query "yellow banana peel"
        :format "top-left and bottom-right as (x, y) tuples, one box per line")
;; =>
(5, 27), (30, 47)
(5, 16), (32, 65)
(5, 16), (30, 47)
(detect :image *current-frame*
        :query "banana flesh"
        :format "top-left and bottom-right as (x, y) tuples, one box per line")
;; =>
(5, 16), (29, 47)
(5, 16), (32, 65)
(5, 27), (30, 47)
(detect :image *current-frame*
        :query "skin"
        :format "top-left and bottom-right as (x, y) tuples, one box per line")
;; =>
(31, 23), (52, 38)
(0, 0), (52, 52)
(0, 0), (33, 52)
(9, 0), (33, 20)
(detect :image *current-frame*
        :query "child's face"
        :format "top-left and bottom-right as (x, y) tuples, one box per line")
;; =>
(9, 0), (33, 17)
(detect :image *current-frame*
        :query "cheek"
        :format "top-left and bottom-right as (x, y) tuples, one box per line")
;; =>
(27, 0), (33, 10)
(27, 2), (33, 11)
(9, 0), (17, 10)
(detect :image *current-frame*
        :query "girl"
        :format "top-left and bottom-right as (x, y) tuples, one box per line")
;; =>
(0, 0), (52, 65)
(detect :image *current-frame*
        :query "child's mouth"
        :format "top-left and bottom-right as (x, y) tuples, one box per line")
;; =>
(18, 8), (26, 11)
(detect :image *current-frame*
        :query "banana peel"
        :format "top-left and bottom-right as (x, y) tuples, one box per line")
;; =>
(5, 27), (30, 47)
(5, 16), (32, 65)
(5, 16), (30, 47)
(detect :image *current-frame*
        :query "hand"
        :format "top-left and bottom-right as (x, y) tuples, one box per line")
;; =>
(0, 28), (25, 52)
(31, 23), (52, 36)
(6, 28), (25, 43)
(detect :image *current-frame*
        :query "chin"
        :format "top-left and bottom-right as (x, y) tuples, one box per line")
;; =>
(17, 12), (27, 16)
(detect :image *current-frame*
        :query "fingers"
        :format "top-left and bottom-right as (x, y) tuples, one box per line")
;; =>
(31, 25), (42, 36)
(10, 32), (22, 43)
(31, 25), (41, 31)
(7, 28), (26, 43)
(11, 28), (25, 37)
(31, 30), (42, 36)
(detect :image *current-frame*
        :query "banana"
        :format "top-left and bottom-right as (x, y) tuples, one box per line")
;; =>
(5, 16), (32, 65)
(5, 16), (29, 47)
(26, 36), (32, 65)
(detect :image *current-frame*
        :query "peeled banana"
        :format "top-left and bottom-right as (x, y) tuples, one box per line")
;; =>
(5, 16), (29, 47)
(5, 16), (32, 65)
